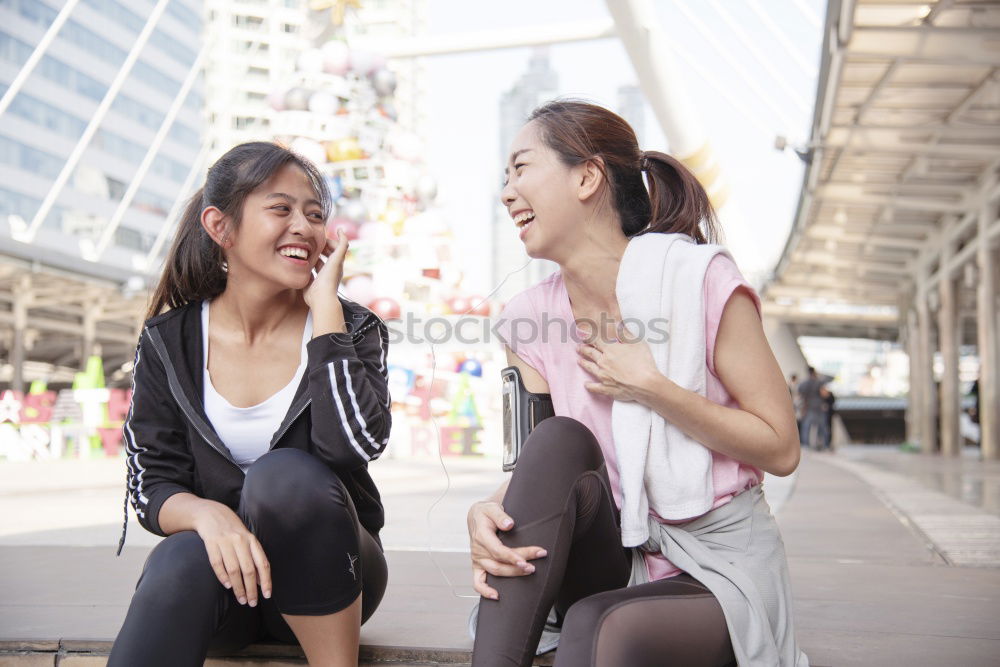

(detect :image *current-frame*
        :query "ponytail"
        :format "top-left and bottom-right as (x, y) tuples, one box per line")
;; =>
(639, 150), (719, 244)
(143, 141), (331, 322)
(528, 100), (720, 244)
(145, 187), (227, 321)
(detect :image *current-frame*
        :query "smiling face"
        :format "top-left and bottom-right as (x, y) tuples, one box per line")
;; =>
(223, 163), (328, 290)
(500, 121), (588, 262)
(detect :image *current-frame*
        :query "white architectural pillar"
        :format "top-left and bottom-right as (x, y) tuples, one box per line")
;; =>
(762, 318), (809, 379)
(977, 189), (999, 460)
(11, 293), (27, 394)
(604, 0), (729, 207)
(916, 291), (938, 453)
(938, 263), (961, 457)
(905, 310), (922, 446)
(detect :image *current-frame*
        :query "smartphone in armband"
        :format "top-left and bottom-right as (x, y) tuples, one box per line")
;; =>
(501, 365), (555, 472)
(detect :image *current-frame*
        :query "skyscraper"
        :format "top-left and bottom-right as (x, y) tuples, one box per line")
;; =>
(492, 47), (558, 301)
(617, 83), (645, 147)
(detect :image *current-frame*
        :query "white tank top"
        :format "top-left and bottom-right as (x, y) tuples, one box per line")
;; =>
(202, 300), (312, 471)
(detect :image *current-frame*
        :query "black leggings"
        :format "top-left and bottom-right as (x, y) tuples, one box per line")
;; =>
(109, 449), (387, 667)
(473, 417), (735, 667)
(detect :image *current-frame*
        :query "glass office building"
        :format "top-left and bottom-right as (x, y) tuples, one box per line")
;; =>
(0, 0), (204, 274)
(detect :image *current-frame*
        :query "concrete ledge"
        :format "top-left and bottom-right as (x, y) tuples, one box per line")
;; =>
(0, 641), (557, 666)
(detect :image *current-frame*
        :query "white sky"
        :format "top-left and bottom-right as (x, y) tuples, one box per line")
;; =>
(419, 0), (827, 292)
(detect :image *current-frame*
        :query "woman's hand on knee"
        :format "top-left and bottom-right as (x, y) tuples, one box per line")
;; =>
(192, 500), (272, 607)
(467, 501), (546, 600)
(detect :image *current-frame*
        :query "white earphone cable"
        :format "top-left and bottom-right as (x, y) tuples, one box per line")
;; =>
(422, 258), (534, 598)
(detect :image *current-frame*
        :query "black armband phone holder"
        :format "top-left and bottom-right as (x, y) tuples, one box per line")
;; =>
(501, 365), (555, 472)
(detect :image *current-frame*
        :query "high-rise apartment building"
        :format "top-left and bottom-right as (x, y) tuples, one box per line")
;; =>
(204, 0), (428, 157)
(203, 0), (303, 157)
(0, 0), (204, 272)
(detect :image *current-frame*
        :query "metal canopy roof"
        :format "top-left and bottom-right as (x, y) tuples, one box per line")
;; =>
(763, 0), (1000, 341)
(0, 248), (146, 388)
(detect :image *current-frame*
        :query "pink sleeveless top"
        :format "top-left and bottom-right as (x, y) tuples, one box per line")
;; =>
(495, 254), (763, 580)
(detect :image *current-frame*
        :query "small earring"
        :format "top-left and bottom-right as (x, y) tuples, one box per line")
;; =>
(221, 260), (228, 273)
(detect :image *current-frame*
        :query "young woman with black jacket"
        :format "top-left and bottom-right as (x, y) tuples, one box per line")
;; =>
(109, 142), (391, 667)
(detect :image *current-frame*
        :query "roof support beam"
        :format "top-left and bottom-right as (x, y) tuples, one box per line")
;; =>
(765, 285), (902, 304)
(781, 268), (906, 287)
(787, 260), (910, 279)
(849, 27), (1000, 65)
(0, 311), (137, 345)
(762, 303), (898, 325)
(825, 127), (1000, 159)
(805, 227), (926, 251)
(361, 20), (615, 58)
(817, 184), (967, 213)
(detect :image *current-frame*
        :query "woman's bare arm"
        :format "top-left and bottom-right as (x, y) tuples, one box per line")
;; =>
(633, 289), (800, 475)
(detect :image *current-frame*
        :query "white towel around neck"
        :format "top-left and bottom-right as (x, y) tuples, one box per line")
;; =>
(613, 233), (732, 546)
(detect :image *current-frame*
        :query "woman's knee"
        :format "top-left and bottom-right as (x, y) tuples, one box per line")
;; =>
(560, 590), (615, 642)
(560, 586), (733, 667)
(242, 449), (353, 532)
(134, 532), (219, 605)
(518, 416), (603, 472)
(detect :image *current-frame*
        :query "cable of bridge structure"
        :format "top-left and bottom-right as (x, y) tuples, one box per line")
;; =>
(702, 0), (811, 117)
(666, 42), (787, 147)
(0, 0), (81, 119)
(671, 0), (803, 133)
(17, 0), (172, 244)
(91, 43), (208, 261)
(141, 32), (295, 273)
(746, 0), (819, 79)
(142, 141), (212, 272)
(790, 0), (823, 29)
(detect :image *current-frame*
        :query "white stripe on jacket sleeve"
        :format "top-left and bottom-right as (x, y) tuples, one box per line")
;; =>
(122, 341), (149, 517)
(328, 362), (374, 461)
(341, 358), (388, 452)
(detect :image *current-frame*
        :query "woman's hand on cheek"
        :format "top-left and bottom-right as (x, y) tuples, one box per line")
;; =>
(304, 229), (352, 336)
(576, 332), (661, 403)
(304, 228), (348, 309)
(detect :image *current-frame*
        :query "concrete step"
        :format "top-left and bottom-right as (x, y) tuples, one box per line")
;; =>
(0, 640), (556, 666)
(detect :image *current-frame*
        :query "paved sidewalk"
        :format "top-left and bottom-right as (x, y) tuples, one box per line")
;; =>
(1, 450), (999, 665)
(836, 443), (1000, 517)
(779, 451), (1000, 665)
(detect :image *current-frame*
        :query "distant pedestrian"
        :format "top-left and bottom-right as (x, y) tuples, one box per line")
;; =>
(819, 385), (836, 451)
(798, 367), (831, 450)
(970, 378), (980, 425)
(788, 373), (801, 434)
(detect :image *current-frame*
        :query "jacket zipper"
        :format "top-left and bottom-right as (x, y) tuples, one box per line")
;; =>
(146, 329), (243, 471)
(269, 396), (312, 449)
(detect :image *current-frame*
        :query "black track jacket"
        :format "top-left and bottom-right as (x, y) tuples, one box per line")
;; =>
(118, 297), (390, 554)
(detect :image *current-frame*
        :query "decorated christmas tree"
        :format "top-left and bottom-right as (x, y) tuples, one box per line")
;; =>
(266, 2), (501, 459)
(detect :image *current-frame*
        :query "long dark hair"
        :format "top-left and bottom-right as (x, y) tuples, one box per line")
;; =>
(527, 100), (719, 243)
(146, 142), (331, 321)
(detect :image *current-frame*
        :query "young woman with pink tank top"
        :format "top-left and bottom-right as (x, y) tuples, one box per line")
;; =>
(466, 101), (805, 667)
